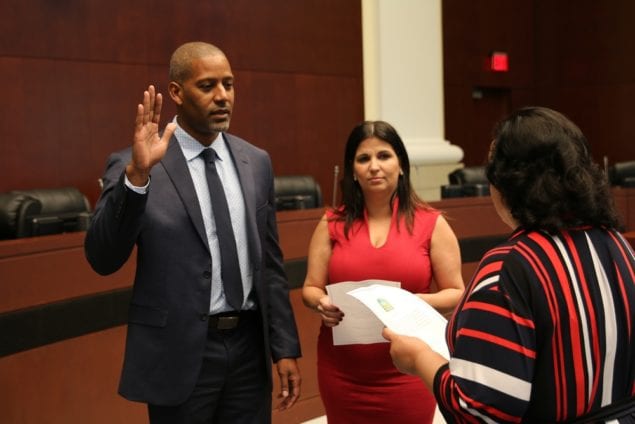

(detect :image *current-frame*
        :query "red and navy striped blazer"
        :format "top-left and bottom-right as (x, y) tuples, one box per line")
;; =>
(435, 227), (635, 423)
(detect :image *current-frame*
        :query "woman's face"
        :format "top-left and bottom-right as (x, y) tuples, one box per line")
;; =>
(353, 136), (401, 197)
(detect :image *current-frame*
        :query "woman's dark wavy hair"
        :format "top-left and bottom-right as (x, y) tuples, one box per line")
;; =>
(486, 106), (622, 233)
(332, 120), (431, 237)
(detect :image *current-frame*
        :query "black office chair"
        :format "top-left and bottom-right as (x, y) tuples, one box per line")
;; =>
(441, 166), (490, 198)
(609, 161), (635, 187)
(448, 166), (488, 185)
(0, 187), (91, 239)
(274, 175), (323, 210)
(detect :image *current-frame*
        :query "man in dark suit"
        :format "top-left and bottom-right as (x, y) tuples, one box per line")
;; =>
(85, 41), (302, 423)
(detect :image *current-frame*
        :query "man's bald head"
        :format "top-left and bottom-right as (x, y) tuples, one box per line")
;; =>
(169, 42), (227, 84)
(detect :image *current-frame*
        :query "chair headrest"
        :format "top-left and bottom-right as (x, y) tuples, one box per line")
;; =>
(274, 175), (323, 210)
(0, 187), (91, 239)
(448, 166), (488, 185)
(0, 193), (42, 238)
(609, 161), (635, 186)
(11, 187), (91, 215)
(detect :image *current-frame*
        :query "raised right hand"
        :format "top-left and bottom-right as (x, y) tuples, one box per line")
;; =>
(126, 85), (177, 186)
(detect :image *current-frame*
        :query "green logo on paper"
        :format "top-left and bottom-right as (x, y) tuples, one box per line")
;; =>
(377, 298), (394, 312)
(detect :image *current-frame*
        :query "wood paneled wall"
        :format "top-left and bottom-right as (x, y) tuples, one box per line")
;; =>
(6, 0), (635, 203)
(442, 0), (635, 167)
(532, 0), (635, 165)
(0, 0), (364, 207)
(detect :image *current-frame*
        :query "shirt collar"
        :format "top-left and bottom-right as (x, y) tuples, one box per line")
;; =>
(172, 116), (228, 163)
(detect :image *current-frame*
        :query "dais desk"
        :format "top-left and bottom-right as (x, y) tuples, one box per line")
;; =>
(2, 188), (634, 423)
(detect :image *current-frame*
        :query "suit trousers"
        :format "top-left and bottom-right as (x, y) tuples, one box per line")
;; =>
(147, 311), (271, 424)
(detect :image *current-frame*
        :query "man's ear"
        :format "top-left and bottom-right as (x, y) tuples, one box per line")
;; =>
(168, 81), (183, 105)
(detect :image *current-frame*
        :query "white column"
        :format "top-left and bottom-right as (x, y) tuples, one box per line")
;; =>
(362, 0), (463, 201)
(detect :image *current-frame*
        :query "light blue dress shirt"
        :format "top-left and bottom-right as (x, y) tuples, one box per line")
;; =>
(125, 119), (254, 313)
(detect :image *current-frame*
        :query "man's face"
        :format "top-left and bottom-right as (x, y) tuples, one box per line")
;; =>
(170, 53), (235, 144)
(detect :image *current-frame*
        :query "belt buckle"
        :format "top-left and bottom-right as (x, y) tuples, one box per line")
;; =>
(217, 315), (239, 330)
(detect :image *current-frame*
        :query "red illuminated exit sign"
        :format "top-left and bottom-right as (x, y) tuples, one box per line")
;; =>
(489, 51), (509, 72)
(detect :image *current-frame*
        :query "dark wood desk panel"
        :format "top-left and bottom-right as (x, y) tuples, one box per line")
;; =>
(0, 231), (85, 259)
(430, 196), (509, 238)
(272, 288), (324, 424)
(431, 187), (635, 236)
(0, 326), (146, 424)
(0, 207), (325, 314)
(276, 208), (324, 261)
(612, 187), (635, 231)
(0, 291), (323, 424)
(0, 232), (136, 314)
(0, 211), (328, 424)
(4, 190), (632, 424)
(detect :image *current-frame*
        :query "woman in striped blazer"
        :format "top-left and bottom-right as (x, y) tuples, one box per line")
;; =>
(384, 106), (635, 423)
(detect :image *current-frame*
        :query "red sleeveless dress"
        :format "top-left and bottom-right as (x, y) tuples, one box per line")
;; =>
(317, 205), (440, 424)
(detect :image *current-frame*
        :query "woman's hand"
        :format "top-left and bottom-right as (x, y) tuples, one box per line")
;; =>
(382, 328), (429, 375)
(382, 327), (447, 390)
(316, 295), (344, 327)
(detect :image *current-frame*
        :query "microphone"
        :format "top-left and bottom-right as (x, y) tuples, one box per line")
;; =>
(332, 165), (339, 206)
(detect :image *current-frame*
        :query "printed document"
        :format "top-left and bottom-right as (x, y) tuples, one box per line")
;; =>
(347, 284), (450, 359)
(326, 279), (400, 345)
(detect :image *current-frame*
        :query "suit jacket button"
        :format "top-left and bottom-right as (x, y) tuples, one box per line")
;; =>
(200, 314), (208, 321)
(203, 271), (211, 279)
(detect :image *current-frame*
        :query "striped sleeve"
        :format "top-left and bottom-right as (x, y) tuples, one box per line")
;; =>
(434, 228), (635, 423)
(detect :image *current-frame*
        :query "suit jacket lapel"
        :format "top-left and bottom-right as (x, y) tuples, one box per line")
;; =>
(225, 135), (262, 266)
(161, 136), (210, 253)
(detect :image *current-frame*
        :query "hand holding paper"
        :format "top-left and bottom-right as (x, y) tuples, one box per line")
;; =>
(347, 284), (450, 359)
(326, 280), (400, 345)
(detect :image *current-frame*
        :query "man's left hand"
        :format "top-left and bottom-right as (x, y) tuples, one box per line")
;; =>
(275, 358), (301, 411)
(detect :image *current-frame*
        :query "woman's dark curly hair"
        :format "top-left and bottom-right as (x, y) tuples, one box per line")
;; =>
(486, 106), (622, 232)
(332, 120), (431, 237)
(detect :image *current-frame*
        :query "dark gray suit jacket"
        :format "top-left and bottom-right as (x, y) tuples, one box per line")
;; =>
(84, 133), (301, 405)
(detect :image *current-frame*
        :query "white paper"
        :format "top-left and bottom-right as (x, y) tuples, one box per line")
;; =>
(347, 284), (450, 359)
(326, 280), (401, 345)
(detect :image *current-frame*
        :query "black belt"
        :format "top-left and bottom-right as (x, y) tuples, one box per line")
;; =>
(208, 310), (258, 330)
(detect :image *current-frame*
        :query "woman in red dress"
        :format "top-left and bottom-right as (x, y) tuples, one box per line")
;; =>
(302, 120), (465, 423)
